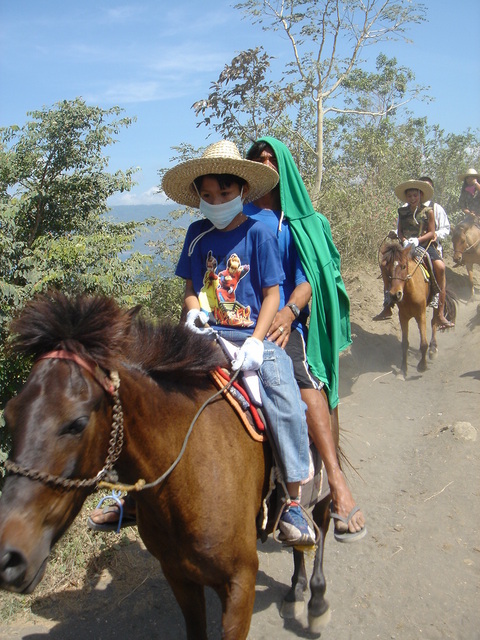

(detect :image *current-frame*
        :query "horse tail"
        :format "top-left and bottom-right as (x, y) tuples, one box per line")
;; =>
(445, 288), (458, 325)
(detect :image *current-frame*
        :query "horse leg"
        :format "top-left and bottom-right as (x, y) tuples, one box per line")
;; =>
(415, 310), (428, 372)
(281, 547), (308, 619)
(466, 263), (475, 300)
(429, 313), (438, 359)
(216, 564), (258, 640)
(399, 313), (409, 378)
(163, 572), (208, 640)
(307, 498), (331, 634)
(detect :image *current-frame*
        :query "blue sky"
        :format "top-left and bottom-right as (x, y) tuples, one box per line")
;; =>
(1, 1), (479, 206)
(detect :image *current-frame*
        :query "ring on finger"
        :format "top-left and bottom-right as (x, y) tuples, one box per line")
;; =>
(279, 326), (284, 333)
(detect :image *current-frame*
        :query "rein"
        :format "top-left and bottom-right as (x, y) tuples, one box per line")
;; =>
(457, 234), (480, 257)
(4, 350), (241, 494)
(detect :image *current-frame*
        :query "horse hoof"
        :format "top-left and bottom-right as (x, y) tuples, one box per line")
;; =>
(417, 362), (427, 373)
(280, 599), (305, 619)
(429, 348), (438, 360)
(308, 606), (331, 633)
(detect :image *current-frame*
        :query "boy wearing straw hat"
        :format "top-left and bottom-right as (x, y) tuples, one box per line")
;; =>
(374, 180), (454, 329)
(162, 140), (315, 546)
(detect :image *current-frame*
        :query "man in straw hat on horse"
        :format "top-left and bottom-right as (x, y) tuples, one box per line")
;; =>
(90, 141), (317, 546)
(164, 139), (319, 545)
(373, 179), (454, 330)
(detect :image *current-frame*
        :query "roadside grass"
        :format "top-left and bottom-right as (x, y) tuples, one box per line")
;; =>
(0, 493), (141, 624)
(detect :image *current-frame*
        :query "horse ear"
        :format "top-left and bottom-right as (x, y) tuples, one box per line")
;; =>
(126, 305), (142, 321)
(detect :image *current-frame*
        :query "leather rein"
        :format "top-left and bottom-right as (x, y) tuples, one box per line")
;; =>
(456, 234), (480, 257)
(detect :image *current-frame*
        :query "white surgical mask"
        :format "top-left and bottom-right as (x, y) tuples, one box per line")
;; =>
(199, 189), (244, 229)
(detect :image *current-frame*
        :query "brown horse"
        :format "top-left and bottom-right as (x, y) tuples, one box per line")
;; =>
(452, 216), (480, 299)
(0, 292), (332, 639)
(378, 241), (456, 377)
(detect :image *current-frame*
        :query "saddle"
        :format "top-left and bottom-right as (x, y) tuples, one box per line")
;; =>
(210, 336), (329, 532)
(412, 246), (440, 300)
(210, 364), (329, 540)
(210, 367), (267, 442)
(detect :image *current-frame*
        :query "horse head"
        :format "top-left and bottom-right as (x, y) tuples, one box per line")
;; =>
(379, 241), (412, 303)
(0, 292), (132, 593)
(452, 217), (479, 265)
(0, 291), (228, 595)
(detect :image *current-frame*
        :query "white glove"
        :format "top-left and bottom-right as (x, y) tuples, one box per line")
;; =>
(405, 237), (419, 247)
(185, 309), (214, 335)
(231, 337), (264, 371)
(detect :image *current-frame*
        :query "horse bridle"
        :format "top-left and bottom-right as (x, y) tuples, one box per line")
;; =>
(4, 350), (125, 492)
(387, 251), (426, 283)
(454, 234), (480, 258)
(4, 350), (241, 494)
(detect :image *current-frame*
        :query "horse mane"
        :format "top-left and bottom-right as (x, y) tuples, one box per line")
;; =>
(9, 291), (228, 378)
(124, 316), (228, 378)
(379, 240), (404, 266)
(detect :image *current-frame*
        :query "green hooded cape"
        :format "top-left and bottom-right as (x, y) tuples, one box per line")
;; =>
(255, 137), (351, 408)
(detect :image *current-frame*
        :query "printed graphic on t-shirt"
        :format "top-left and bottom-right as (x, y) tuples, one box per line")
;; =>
(198, 251), (253, 327)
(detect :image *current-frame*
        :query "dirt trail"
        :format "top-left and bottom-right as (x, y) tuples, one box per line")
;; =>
(1, 266), (479, 640)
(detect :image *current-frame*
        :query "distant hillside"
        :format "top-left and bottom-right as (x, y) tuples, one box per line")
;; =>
(108, 203), (180, 222)
(106, 204), (193, 259)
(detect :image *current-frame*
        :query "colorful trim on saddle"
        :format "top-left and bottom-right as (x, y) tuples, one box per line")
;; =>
(419, 262), (430, 282)
(210, 368), (267, 442)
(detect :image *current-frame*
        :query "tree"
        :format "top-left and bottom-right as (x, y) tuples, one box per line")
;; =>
(0, 99), (154, 422)
(194, 0), (427, 202)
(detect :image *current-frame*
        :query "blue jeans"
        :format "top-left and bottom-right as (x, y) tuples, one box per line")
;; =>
(215, 329), (309, 483)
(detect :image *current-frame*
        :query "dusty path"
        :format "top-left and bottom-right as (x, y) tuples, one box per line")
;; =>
(1, 267), (479, 640)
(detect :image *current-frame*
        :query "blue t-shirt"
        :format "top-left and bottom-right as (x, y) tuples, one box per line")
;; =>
(244, 202), (309, 334)
(175, 217), (284, 335)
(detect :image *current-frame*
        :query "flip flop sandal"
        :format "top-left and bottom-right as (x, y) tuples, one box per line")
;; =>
(438, 322), (455, 331)
(330, 505), (367, 543)
(87, 493), (137, 533)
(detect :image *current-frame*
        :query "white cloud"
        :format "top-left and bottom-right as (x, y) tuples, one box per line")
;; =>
(105, 5), (141, 23)
(108, 186), (168, 206)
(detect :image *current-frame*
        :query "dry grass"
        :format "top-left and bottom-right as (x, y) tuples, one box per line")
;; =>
(0, 494), (142, 624)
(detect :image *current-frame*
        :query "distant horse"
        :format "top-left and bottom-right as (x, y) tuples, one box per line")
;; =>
(0, 292), (332, 639)
(378, 241), (456, 377)
(452, 217), (480, 299)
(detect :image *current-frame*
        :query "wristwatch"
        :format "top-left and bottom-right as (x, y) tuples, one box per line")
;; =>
(286, 302), (300, 319)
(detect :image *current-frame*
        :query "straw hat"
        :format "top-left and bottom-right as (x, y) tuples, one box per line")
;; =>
(394, 179), (434, 203)
(161, 140), (279, 208)
(457, 167), (480, 182)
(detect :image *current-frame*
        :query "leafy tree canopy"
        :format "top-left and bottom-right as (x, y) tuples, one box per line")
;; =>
(195, 0), (429, 200)
(0, 99), (157, 417)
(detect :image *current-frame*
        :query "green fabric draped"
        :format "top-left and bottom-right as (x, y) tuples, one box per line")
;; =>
(255, 137), (351, 408)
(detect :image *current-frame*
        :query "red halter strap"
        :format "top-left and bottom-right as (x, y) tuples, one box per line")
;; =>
(38, 350), (115, 395)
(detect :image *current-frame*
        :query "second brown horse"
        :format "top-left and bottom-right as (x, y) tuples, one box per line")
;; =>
(378, 241), (456, 377)
(452, 216), (480, 300)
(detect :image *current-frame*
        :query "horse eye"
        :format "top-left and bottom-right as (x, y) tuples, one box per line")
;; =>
(60, 416), (90, 437)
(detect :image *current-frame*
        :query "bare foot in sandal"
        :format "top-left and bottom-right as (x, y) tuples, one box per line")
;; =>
(329, 471), (367, 542)
(87, 495), (137, 532)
